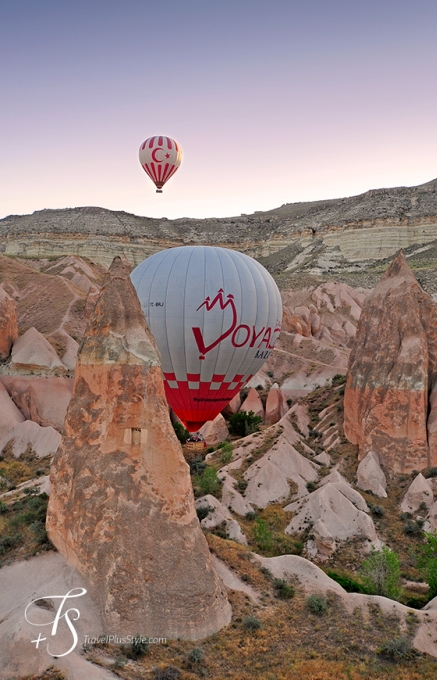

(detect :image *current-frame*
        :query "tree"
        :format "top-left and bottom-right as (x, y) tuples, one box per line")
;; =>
(252, 518), (273, 552)
(418, 531), (437, 599)
(360, 546), (402, 600)
(172, 420), (190, 444)
(228, 411), (263, 437)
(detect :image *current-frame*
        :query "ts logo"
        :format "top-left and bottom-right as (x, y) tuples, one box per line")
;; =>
(25, 588), (87, 657)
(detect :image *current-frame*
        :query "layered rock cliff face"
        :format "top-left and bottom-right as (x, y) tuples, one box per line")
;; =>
(344, 251), (437, 473)
(1, 178), (436, 267)
(46, 257), (231, 639)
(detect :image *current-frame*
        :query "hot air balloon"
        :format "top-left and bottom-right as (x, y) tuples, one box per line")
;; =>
(139, 136), (182, 193)
(131, 246), (282, 432)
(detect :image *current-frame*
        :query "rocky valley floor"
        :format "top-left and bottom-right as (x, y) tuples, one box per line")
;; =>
(1, 241), (437, 679)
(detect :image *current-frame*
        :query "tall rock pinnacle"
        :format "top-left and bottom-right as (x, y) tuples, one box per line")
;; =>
(0, 287), (18, 361)
(46, 257), (231, 639)
(344, 250), (437, 473)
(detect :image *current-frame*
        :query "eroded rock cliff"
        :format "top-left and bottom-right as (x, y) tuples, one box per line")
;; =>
(344, 251), (437, 473)
(46, 256), (231, 639)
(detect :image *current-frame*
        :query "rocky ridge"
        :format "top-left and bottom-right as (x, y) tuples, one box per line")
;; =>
(1, 178), (437, 274)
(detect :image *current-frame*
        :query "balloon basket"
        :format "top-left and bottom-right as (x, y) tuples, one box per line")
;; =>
(156, 189), (163, 193)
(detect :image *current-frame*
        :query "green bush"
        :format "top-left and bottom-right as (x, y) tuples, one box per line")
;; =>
(189, 458), (206, 476)
(253, 519), (273, 552)
(326, 570), (366, 593)
(425, 467), (437, 478)
(360, 546), (402, 600)
(245, 511), (257, 521)
(370, 504), (385, 517)
(418, 531), (437, 599)
(332, 374), (347, 386)
(0, 533), (22, 555)
(29, 520), (48, 544)
(273, 578), (295, 599)
(0, 501), (8, 514)
(130, 635), (149, 659)
(378, 637), (412, 661)
(228, 411), (263, 437)
(172, 421), (190, 444)
(197, 466), (220, 496)
(220, 442), (233, 465)
(403, 520), (422, 537)
(196, 505), (212, 522)
(242, 615), (263, 631)
(188, 647), (204, 663)
(306, 594), (328, 615)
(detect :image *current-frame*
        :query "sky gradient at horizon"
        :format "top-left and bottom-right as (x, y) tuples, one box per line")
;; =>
(1, 0), (436, 220)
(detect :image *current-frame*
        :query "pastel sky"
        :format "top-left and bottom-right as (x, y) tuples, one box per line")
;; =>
(1, 0), (436, 220)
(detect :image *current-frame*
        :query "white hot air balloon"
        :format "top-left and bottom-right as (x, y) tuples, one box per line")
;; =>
(131, 246), (282, 431)
(139, 135), (182, 193)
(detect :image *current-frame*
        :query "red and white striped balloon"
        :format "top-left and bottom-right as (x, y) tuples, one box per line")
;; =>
(139, 136), (182, 193)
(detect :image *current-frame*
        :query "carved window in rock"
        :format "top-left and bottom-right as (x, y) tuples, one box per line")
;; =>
(124, 427), (148, 445)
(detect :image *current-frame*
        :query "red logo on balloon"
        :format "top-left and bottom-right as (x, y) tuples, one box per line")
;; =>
(192, 290), (280, 360)
(192, 289), (237, 359)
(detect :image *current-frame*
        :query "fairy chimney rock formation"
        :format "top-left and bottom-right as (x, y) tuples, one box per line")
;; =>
(0, 287), (18, 360)
(344, 251), (437, 473)
(46, 256), (231, 639)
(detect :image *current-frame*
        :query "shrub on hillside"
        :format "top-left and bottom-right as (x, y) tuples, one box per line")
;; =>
(197, 466), (220, 496)
(418, 531), (437, 599)
(220, 442), (233, 464)
(172, 421), (190, 444)
(130, 635), (149, 659)
(360, 546), (402, 600)
(252, 518), (273, 552)
(306, 594), (328, 615)
(273, 578), (295, 599)
(378, 637), (412, 661)
(243, 615), (263, 631)
(228, 411), (263, 437)
(326, 570), (366, 593)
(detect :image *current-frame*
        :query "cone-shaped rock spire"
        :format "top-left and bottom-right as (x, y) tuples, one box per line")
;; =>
(47, 257), (231, 639)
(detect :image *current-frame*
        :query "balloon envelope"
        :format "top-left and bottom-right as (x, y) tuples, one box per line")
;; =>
(131, 246), (282, 431)
(139, 136), (182, 192)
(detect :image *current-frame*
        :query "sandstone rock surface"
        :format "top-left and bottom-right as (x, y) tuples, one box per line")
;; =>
(0, 381), (25, 452)
(356, 452), (387, 498)
(11, 327), (65, 373)
(46, 257), (231, 639)
(401, 473), (434, 513)
(222, 392), (241, 416)
(285, 482), (378, 556)
(195, 495), (247, 544)
(199, 413), (229, 446)
(265, 382), (287, 424)
(10, 420), (61, 458)
(344, 251), (437, 473)
(0, 552), (113, 680)
(243, 419), (318, 507)
(0, 287), (18, 360)
(220, 472), (254, 516)
(0, 376), (73, 431)
(240, 387), (264, 420)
